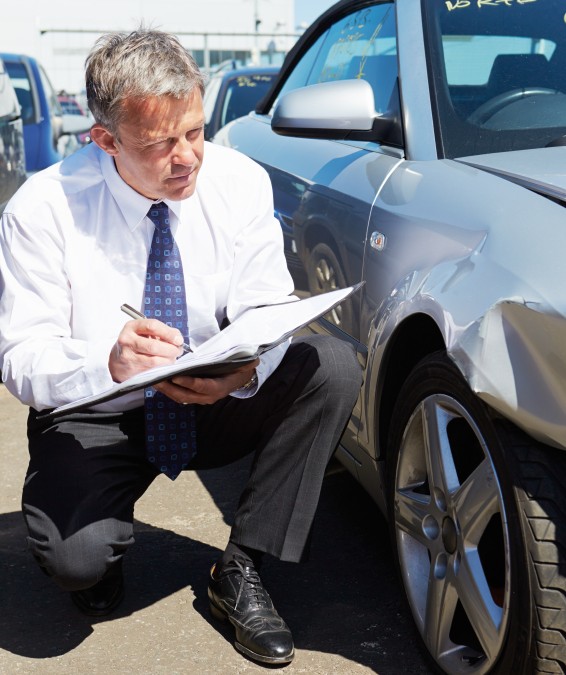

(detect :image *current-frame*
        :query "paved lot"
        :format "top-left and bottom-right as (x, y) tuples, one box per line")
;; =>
(0, 384), (433, 674)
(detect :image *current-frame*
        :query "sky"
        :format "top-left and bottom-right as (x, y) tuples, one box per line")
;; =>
(0, 1), (339, 93)
(294, 0), (336, 29)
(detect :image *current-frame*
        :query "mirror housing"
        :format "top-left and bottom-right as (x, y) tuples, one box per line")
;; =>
(271, 78), (403, 147)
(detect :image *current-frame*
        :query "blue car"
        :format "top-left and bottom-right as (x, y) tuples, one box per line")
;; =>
(0, 53), (90, 174)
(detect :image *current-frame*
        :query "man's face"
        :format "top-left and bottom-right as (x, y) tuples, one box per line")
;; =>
(93, 89), (205, 201)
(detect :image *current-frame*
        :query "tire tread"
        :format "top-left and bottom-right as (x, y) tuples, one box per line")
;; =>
(499, 422), (566, 674)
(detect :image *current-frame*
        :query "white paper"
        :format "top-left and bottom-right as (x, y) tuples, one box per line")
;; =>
(45, 283), (362, 417)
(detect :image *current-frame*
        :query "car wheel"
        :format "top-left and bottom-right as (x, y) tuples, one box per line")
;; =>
(306, 242), (351, 329)
(386, 351), (566, 674)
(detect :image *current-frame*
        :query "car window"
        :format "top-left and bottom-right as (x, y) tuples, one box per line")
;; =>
(423, 0), (566, 157)
(38, 64), (61, 148)
(278, 4), (398, 119)
(443, 35), (556, 86)
(220, 73), (277, 126)
(0, 61), (19, 120)
(278, 32), (328, 100)
(38, 64), (61, 117)
(4, 61), (34, 124)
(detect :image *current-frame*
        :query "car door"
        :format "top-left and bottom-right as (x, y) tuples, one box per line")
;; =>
(218, 1), (403, 460)
(231, 3), (402, 347)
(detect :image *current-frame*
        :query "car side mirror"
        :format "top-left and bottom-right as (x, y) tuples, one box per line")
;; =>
(271, 78), (402, 147)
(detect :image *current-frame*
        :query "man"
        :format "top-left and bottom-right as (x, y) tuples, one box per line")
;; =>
(0, 29), (362, 665)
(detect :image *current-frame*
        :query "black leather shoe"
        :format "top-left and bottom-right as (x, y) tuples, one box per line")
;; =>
(208, 555), (295, 664)
(71, 561), (124, 617)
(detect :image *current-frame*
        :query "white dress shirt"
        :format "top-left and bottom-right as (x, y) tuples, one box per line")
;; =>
(0, 141), (295, 411)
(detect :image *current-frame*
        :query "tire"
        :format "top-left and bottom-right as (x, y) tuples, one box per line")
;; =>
(306, 242), (352, 330)
(386, 351), (566, 674)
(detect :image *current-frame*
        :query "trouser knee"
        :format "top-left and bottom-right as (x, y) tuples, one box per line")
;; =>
(24, 505), (133, 591)
(305, 335), (363, 404)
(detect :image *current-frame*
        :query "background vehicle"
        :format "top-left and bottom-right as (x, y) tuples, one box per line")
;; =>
(214, 0), (566, 672)
(203, 64), (278, 140)
(57, 92), (88, 117)
(57, 92), (92, 149)
(0, 55), (26, 213)
(0, 53), (90, 173)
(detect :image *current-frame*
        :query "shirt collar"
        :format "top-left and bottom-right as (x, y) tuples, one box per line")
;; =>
(99, 147), (184, 231)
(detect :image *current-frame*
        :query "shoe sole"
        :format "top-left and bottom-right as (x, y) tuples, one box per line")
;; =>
(209, 601), (295, 665)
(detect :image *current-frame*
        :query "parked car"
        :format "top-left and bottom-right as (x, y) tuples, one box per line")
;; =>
(0, 55), (26, 214)
(57, 93), (87, 116)
(203, 64), (278, 140)
(214, 0), (566, 672)
(0, 53), (90, 173)
(57, 93), (92, 148)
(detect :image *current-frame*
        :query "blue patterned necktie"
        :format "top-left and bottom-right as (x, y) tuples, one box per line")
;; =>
(143, 201), (197, 480)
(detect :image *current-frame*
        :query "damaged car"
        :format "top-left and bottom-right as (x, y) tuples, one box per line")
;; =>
(213, 0), (566, 672)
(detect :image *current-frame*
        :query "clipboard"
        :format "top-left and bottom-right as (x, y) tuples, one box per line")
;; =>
(43, 282), (364, 418)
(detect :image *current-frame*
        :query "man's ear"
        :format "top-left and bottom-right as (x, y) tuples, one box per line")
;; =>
(90, 124), (119, 156)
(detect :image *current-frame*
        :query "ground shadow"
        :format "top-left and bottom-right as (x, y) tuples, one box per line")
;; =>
(0, 509), (219, 659)
(195, 459), (433, 674)
(0, 459), (432, 672)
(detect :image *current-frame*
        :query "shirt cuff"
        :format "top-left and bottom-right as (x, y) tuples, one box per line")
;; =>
(229, 339), (290, 399)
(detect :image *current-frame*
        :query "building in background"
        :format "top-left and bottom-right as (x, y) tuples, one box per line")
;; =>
(0, 0), (298, 96)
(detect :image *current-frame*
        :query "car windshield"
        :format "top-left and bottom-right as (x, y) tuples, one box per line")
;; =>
(422, 0), (566, 158)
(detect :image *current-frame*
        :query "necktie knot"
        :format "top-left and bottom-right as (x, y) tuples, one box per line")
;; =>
(147, 202), (170, 233)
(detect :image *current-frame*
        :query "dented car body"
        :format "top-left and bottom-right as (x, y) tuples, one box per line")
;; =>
(214, 0), (566, 672)
(365, 145), (566, 453)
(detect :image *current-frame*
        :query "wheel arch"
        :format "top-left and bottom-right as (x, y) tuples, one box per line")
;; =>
(375, 313), (445, 460)
(302, 219), (342, 259)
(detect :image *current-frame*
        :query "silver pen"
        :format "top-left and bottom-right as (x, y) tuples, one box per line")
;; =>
(120, 303), (192, 354)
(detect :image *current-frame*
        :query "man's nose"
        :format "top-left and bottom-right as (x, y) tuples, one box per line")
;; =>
(173, 137), (196, 164)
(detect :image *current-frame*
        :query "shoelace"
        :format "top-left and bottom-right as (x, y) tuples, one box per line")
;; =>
(222, 555), (269, 611)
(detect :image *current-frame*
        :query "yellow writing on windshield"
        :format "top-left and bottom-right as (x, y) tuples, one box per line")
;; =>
(235, 75), (272, 88)
(445, 0), (537, 10)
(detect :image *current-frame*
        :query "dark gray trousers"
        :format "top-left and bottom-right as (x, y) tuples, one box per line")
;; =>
(22, 335), (362, 591)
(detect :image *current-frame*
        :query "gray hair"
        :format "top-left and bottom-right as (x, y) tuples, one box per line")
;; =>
(85, 28), (207, 136)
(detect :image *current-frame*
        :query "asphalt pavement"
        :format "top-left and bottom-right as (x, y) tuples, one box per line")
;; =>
(0, 383), (433, 674)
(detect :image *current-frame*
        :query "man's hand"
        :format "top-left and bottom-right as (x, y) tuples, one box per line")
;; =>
(109, 318), (185, 382)
(155, 359), (260, 405)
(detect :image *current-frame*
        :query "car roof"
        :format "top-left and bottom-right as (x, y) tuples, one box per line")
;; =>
(0, 52), (35, 64)
(211, 65), (280, 81)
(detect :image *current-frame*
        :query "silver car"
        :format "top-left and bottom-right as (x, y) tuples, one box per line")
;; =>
(214, 1), (566, 672)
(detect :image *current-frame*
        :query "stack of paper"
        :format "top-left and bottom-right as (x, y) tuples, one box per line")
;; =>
(45, 283), (363, 417)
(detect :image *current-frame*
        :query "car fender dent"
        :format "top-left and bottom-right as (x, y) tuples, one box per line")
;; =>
(449, 299), (566, 450)
(362, 252), (566, 457)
